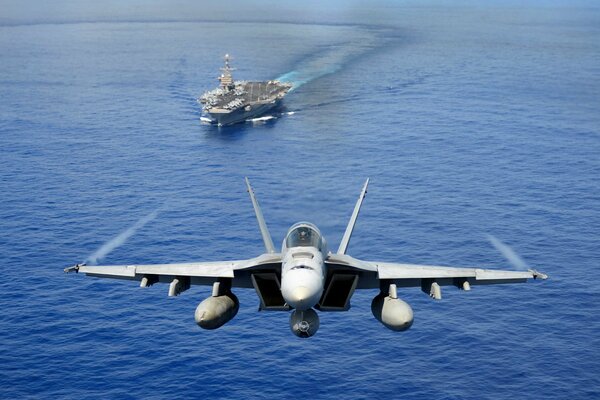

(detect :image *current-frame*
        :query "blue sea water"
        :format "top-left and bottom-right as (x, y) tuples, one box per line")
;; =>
(1, 2), (599, 399)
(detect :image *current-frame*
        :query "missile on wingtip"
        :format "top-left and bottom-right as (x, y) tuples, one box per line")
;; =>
(64, 263), (85, 273)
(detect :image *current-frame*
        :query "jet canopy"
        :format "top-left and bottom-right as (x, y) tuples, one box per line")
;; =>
(285, 222), (323, 249)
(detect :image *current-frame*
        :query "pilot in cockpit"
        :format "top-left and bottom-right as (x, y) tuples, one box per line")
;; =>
(287, 225), (321, 248)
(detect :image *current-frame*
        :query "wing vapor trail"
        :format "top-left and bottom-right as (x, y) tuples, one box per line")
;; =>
(86, 209), (160, 265)
(486, 234), (529, 270)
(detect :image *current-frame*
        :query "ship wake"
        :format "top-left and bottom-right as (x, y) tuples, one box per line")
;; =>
(276, 29), (380, 91)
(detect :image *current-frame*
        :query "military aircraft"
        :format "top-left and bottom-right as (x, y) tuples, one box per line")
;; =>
(65, 178), (547, 337)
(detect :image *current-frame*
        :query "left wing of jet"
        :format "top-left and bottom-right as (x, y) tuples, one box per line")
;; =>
(374, 261), (547, 281)
(65, 253), (282, 296)
(323, 254), (547, 303)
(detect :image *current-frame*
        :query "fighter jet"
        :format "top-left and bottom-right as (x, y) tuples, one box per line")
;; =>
(65, 178), (547, 337)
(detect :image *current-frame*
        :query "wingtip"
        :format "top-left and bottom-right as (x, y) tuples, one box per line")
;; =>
(64, 263), (85, 273)
(529, 269), (548, 280)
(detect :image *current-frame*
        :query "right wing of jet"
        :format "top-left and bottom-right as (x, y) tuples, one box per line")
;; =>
(65, 179), (283, 304)
(65, 252), (282, 296)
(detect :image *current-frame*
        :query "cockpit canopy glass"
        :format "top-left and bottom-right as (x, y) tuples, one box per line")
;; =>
(286, 224), (322, 249)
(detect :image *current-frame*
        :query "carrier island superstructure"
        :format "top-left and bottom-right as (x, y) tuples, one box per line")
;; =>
(198, 54), (292, 126)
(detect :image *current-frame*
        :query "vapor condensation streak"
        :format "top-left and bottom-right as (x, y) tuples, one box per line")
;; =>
(486, 234), (529, 270)
(86, 209), (159, 265)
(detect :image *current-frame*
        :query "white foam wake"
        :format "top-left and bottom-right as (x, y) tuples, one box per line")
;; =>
(247, 115), (276, 123)
(276, 31), (379, 90)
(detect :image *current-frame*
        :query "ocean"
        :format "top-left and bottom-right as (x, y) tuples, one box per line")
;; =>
(1, 2), (599, 399)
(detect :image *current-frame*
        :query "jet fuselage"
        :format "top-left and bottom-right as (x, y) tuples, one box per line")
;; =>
(280, 222), (327, 310)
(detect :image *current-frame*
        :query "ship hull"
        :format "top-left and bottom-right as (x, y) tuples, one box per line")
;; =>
(205, 99), (283, 126)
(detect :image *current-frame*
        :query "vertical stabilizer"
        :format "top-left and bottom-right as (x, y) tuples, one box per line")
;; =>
(337, 178), (369, 255)
(245, 178), (276, 254)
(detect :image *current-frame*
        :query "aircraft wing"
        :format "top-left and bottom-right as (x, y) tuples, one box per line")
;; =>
(376, 260), (546, 283)
(325, 254), (547, 296)
(65, 253), (282, 296)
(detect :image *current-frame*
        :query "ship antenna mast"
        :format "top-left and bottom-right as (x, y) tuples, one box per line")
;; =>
(219, 53), (235, 91)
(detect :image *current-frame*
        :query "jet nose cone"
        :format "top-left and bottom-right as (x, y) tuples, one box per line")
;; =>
(293, 286), (310, 302)
(288, 286), (312, 311)
(281, 267), (324, 311)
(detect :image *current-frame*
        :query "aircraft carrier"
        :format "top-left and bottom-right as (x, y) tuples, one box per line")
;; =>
(199, 54), (293, 126)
